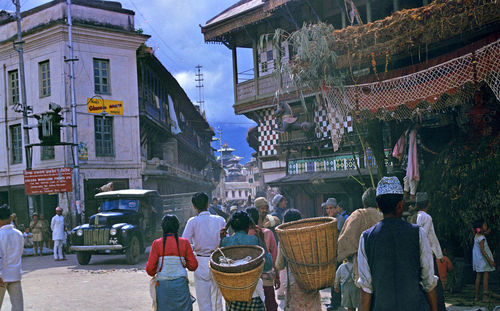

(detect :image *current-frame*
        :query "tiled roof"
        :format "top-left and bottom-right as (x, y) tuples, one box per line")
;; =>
(205, 0), (264, 27)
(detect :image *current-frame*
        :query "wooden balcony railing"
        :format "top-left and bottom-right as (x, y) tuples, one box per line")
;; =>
(236, 73), (295, 103)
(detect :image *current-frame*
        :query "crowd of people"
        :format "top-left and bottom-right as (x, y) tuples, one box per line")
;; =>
(6, 206), (68, 261)
(145, 176), (496, 311)
(0, 176), (496, 311)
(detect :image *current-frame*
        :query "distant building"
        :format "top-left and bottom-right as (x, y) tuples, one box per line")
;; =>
(214, 142), (257, 205)
(137, 46), (219, 198)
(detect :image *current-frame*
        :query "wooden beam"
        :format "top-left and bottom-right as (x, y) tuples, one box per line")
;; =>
(393, 0), (399, 12)
(304, 0), (321, 22)
(252, 40), (259, 97)
(366, 0), (372, 23)
(232, 47), (238, 103)
(341, 9), (347, 28)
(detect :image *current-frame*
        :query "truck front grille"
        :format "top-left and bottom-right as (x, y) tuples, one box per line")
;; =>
(84, 228), (110, 245)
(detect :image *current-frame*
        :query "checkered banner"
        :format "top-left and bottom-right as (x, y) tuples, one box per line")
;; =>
(315, 104), (353, 150)
(258, 109), (279, 157)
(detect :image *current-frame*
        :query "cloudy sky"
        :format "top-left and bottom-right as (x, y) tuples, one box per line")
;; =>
(6, 0), (256, 162)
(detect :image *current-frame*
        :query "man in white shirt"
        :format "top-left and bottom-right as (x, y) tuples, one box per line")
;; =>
(0, 204), (24, 311)
(182, 193), (226, 311)
(416, 192), (446, 311)
(51, 206), (65, 261)
(357, 177), (438, 311)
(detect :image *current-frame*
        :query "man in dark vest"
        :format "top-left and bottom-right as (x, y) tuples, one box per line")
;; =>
(357, 176), (438, 311)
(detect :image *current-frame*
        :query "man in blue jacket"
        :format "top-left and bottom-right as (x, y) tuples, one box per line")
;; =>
(357, 176), (438, 311)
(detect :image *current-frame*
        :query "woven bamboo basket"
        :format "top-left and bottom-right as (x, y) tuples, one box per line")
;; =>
(276, 217), (337, 292)
(210, 262), (264, 302)
(210, 245), (264, 273)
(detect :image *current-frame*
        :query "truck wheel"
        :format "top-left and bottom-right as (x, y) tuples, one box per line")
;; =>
(126, 236), (140, 265)
(76, 252), (91, 265)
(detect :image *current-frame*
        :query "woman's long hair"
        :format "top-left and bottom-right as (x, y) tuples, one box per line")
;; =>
(160, 214), (185, 268)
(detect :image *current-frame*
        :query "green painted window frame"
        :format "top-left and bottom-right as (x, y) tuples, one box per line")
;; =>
(10, 124), (22, 164)
(8, 70), (19, 106)
(93, 58), (110, 95)
(94, 116), (114, 157)
(39, 60), (51, 97)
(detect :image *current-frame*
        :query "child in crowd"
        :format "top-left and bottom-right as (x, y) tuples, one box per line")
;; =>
(23, 227), (33, 248)
(472, 219), (496, 302)
(334, 255), (358, 311)
(436, 244), (453, 288)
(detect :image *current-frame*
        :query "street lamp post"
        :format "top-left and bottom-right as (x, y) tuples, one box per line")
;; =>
(12, 0), (34, 216)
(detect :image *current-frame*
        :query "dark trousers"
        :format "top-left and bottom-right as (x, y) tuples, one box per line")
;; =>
(263, 285), (278, 311)
(330, 286), (341, 307)
(330, 262), (341, 307)
(434, 258), (446, 311)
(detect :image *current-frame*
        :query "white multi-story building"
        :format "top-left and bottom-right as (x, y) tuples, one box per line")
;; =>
(214, 142), (258, 204)
(0, 0), (147, 227)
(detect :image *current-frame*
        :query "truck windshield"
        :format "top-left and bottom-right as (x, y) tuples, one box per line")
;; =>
(101, 199), (140, 212)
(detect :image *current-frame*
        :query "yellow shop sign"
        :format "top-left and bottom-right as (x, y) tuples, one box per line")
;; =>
(87, 98), (123, 115)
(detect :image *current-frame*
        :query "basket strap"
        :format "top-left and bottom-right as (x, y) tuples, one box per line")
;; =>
(282, 250), (336, 268)
(216, 278), (260, 291)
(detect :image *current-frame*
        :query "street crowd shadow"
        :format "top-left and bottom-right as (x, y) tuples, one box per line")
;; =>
(70, 253), (149, 271)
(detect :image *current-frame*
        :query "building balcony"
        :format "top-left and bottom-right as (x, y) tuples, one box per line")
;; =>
(143, 159), (216, 185)
(235, 73), (295, 108)
(287, 149), (393, 175)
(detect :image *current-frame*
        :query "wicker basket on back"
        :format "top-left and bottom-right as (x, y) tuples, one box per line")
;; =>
(210, 245), (265, 302)
(276, 217), (337, 292)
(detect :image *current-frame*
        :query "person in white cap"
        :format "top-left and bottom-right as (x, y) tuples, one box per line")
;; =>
(51, 206), (65, 261)
(357, 176), (438, 311)
(254, 197), (280, 230)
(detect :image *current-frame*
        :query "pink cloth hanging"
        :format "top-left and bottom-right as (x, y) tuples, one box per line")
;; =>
(392, 134), (406, 161)
(406, 129), (420, 181)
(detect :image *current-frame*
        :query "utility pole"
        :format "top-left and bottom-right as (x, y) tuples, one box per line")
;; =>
(66, 0), (81, 225)
(13, 0), (34, 216)
(195, 65), (204, 113)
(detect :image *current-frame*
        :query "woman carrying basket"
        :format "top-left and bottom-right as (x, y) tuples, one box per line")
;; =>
(220, 211), (273, 311)
(146, 214), (198, 311)
(275, 209), (322, 311)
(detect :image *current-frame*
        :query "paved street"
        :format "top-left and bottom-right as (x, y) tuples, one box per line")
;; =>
(3, 252), (498, 311)
(1, 252), (332, 311)
(1, 252), (154, 311)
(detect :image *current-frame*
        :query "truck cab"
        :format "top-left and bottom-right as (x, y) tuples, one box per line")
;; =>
(70, 189), (163, 265)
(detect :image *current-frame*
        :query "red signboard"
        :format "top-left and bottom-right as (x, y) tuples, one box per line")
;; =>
(24, 167), (73, 195)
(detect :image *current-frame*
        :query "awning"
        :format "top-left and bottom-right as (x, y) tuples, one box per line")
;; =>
(268, 169), (372, 187)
